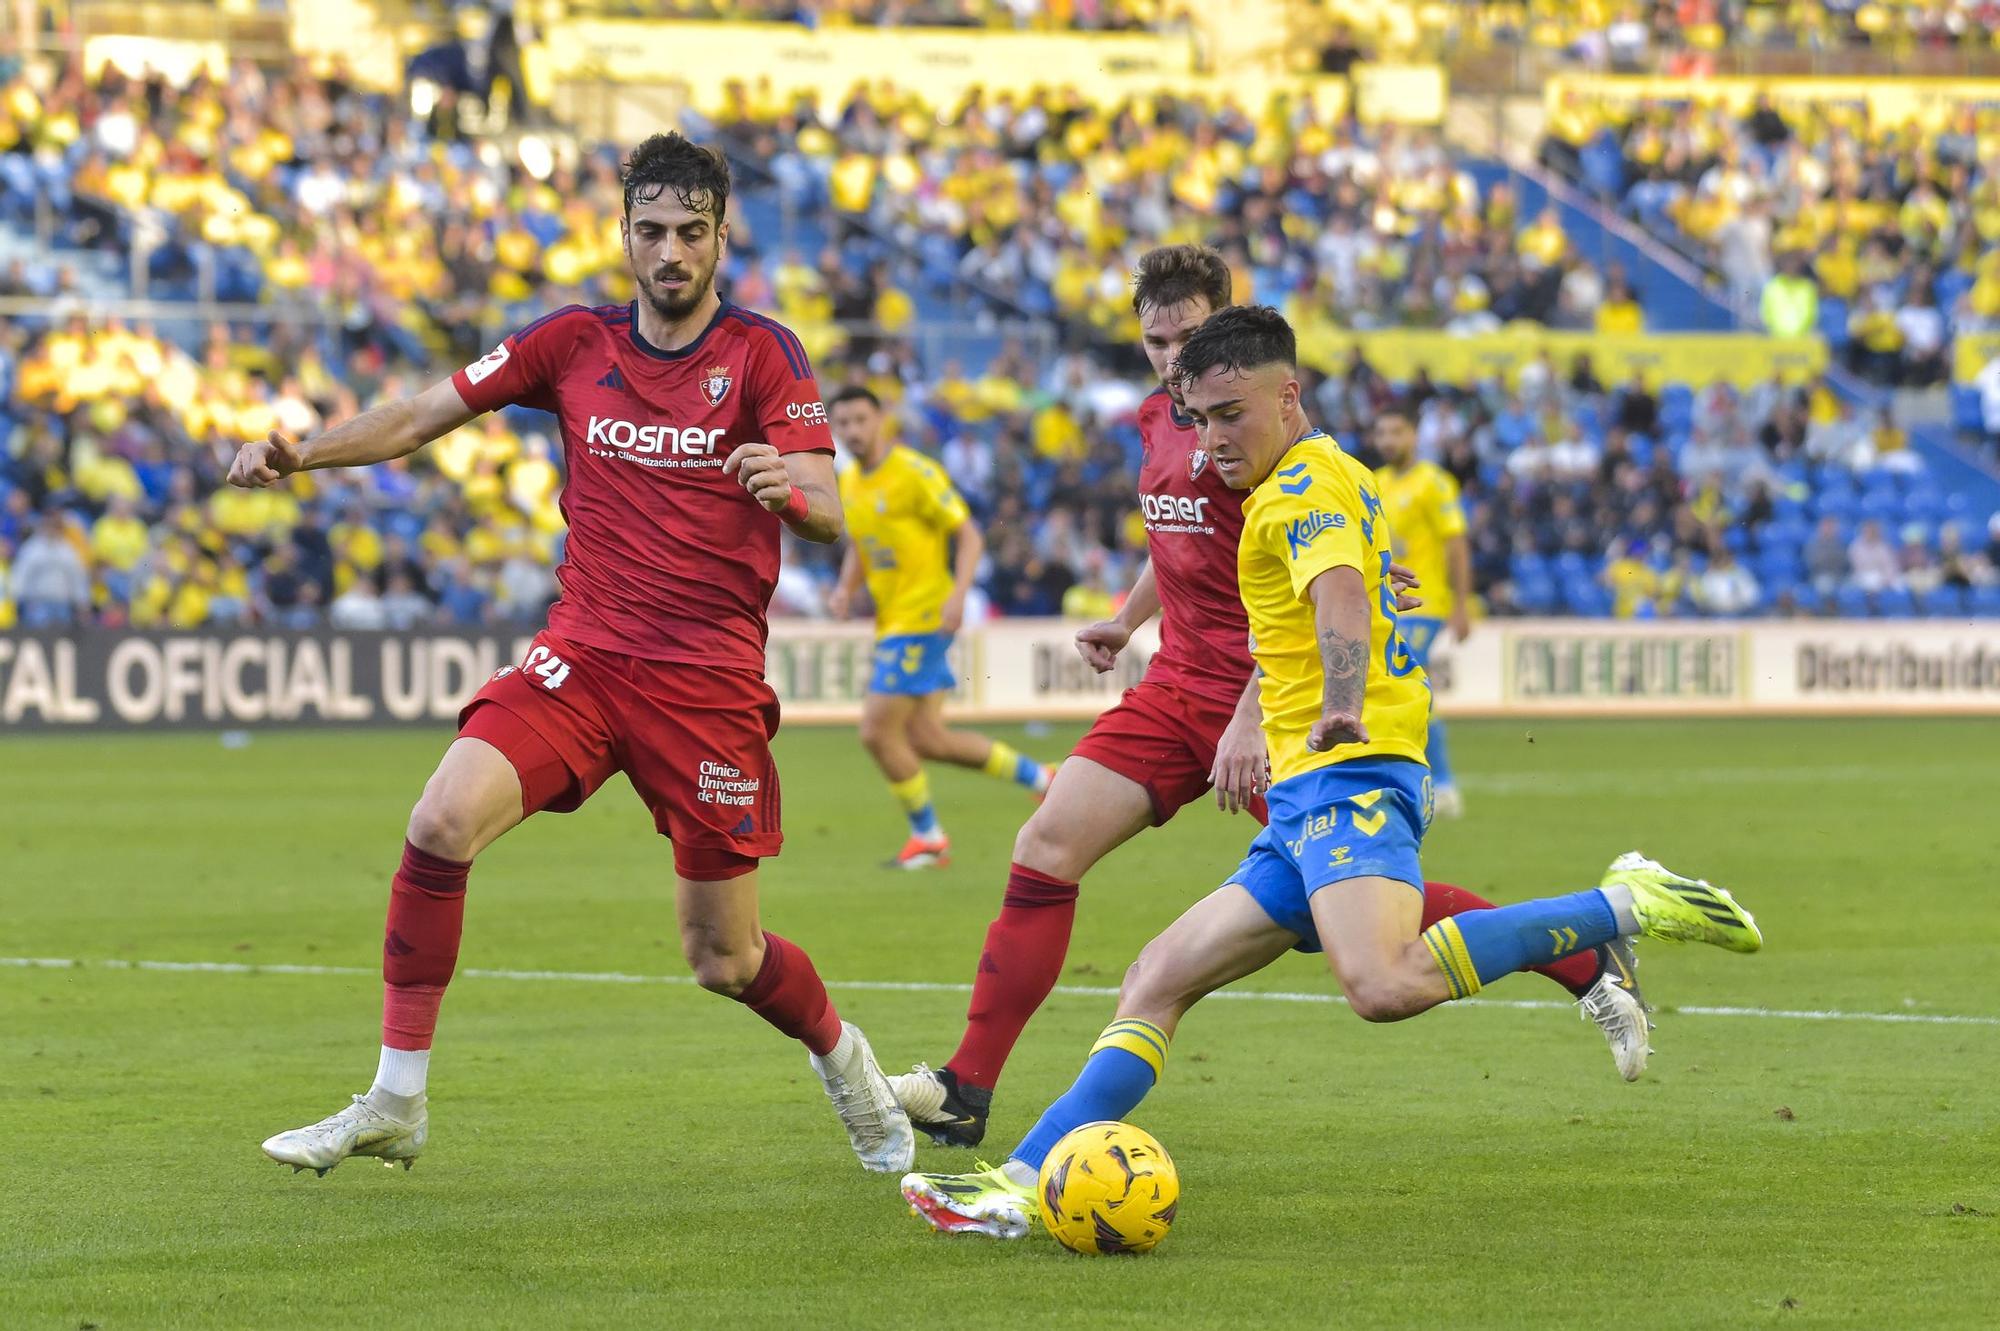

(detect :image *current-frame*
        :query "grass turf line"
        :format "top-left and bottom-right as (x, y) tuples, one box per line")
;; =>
(3, 718), (1997, 1329)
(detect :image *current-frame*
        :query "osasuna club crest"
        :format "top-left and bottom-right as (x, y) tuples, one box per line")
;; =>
(1188, 450), (1210, 482)
(700, 365), (733, 407)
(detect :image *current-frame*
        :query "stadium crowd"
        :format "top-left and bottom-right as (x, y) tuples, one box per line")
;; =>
(1488, 0), (2000, 67)
(734, 82), (1647, 340)
(5, 46), (1998, 632)
(1544, 88), (2000, 385)
(584, 0), (1185, 29)
(9, 288), (1998, 633)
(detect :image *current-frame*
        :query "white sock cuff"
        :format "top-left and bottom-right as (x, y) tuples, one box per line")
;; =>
(373, 1044), (432, 1099)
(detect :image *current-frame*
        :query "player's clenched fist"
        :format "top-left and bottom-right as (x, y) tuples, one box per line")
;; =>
(724, 442), (794, 513)
(1074, 619), (1132, 673)
(228, 430), (303, 488)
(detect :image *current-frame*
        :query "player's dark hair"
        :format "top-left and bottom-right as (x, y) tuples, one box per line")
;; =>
(1168, 304), (1297, 392)
(829, 384), (880, 409)
(621, 132), (730, 220)
(1131, 244), (1233, 316)
(1377, 398), (1416, 425)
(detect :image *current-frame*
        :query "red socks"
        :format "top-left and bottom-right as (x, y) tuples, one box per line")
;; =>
(1422, 881), (1602, 996)
(382, 840), (472, 1050)
(946, 863), (1081, 1091)
(738, 932), (843, 1057)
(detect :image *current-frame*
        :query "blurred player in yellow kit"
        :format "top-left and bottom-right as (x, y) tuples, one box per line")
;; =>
(1373, 405), (1472, 816)
(827, 386), (1053, 869)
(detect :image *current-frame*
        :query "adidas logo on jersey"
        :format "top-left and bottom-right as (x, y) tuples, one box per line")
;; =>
(596, 365), (626, 390)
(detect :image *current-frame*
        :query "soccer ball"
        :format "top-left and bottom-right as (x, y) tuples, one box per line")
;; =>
(1036, 1121), (1179, 1255)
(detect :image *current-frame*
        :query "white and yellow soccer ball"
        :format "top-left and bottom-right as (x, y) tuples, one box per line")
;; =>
(1036, 1121), (1179, 1255)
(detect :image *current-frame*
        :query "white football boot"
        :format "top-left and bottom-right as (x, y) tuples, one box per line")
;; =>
(1578, 937), (1653, 1082)
(261, 1093), (427, 1175)
(811, 1022), (915, 1173)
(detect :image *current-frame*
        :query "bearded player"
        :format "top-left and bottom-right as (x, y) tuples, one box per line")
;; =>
(826, 385), (1053, 870)
(899, 306), (1762, 1240)
(233, 133), (913, 1177)
(889, 248), (1653, 1151)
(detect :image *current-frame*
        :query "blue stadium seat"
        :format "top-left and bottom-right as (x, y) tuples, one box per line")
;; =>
(1835, 586), (1872, 617)
(1581, 133), (1627, 196)
(1817, 296), (1849, 347)
(1764, 517), (1811, 552)
(1931, 585), (1972, 617)
(1564, 582), (1612, 617)
(1902, 487), (1944, 522)
(1972, 585), (2000, 617)
(1856, 493), (1900, 524)
(1928, 586), (1970, 618)
(1510, 551), (1551, 583)
(1515, 576), (1559, 614)
(1754, 549), (1802, 585)
(1814, 492), (1858, 524)
(1660, 393), (1694, 435)
(1937, 269), (1974, 310)
(1954, 386), (1985, 435)
(1875, 587), (1916, 618)
(1552, 551), (1591, 582)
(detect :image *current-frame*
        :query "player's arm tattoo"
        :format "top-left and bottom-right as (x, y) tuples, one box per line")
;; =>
(1318, 627), (1367, 718)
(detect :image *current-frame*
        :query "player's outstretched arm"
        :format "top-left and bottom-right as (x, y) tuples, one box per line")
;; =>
(942, 517), (984, 633)
(827, 543), (863, 620)
(1075, 558), (1158, 672)
(1444, 533), (1473, 640)
(226, 378), (477, 488)
(1306, 566), (1370, 752)
(726, 444), (843, 543)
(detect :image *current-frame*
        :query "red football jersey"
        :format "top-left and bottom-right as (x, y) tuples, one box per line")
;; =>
(451, 301), (833, 670)
(1134, 387), (1252, 704)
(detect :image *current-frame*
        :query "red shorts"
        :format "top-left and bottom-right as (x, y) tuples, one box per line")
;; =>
(458, 630), (782, 880)
(1068, 679), (1267, 826)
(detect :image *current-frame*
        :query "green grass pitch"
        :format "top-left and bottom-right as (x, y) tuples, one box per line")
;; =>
(4, 718), (1998, 1328)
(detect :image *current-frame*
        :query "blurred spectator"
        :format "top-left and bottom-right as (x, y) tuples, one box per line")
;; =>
(11, 512), (92, 627)
(1896, 280), (1948, 387)
(1938, 524), (1994, 590)
(380, 570), (433, 630)
(1847, 520), (1902, 593)
(1760, 254), (1817, 339)
(1804, 516), (1849, 596)
(329, 577), (388, 630)
(1977, 351), (2000, 456)
(1899, 527), (1941, 597)
(1871, 407), (1921, 477)
(1692, 548), (1759, 616)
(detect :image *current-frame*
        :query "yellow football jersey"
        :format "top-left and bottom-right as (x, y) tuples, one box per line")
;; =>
(838, 446), (970, 637)
(1241, 432), (1431, 782)
(1372, 460), (1467, 619)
